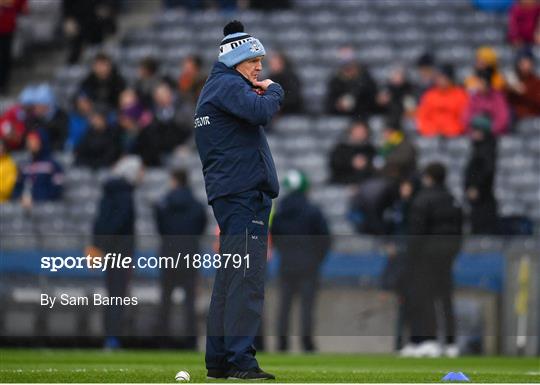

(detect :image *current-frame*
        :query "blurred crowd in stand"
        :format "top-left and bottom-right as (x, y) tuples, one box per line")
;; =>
(0, 0), (539, 355)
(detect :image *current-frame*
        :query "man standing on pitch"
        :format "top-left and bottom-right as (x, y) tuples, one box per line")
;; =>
(194, 21), (283, 380)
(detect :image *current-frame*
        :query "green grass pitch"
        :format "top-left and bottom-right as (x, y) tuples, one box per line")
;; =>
(0, 349), (538, 383)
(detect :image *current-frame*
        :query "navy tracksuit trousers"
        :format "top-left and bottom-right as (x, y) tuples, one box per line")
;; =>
(206, 190), (272, 371)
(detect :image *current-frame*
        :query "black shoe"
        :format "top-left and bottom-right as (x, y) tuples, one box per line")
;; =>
(277, 336), (288, 352)
(207, 369), (228, 379)
(302, 336), (316, 353)
(226, 367), (275, 380)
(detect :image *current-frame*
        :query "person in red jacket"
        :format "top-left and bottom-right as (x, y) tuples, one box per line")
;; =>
(508, 0), (540, 47)
(416, 64), (469, 137)
(0, 0), (27, 94)
(507, 49), (540, 118)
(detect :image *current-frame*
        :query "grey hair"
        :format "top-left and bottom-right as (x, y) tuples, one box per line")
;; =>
(112, 155), (143, 185)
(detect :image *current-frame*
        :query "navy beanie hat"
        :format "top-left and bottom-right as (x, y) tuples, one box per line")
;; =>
(219, 21), (266, 68)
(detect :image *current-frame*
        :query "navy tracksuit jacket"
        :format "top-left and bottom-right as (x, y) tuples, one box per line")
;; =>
(195, 62), (284, 371)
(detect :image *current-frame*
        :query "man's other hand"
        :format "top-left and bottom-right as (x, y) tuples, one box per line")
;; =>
(252, 79), (274, 91)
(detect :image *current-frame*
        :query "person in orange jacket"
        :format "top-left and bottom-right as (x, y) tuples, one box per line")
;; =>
(416, 64), (469, 137)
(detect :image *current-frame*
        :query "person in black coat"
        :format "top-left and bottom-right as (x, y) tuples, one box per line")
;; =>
(79, 53), (126, 113)
(150, 82), (193, 153)
(329, 120), (376, 184)
(92, 155), (143, 349)
(268, 51), (303, 114)
(381, 177), (419, 351)
(464, 119), (498, 234)
(376, 66), (414, 125)
(134, 57), (175, 109)
(402, 162), (463, 357)
(271, 170), (331, 352)
(325, 58), (378, 118)
(348, 165), (401, 235)
(75, 110), (120, 169)
(62, 0), (118, 64)
(154, 168), (207, 348)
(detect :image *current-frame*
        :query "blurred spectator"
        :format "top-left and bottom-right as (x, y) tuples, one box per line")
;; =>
(0, 138), (17, 202)
(271, 170), (330, 352)
(416, 64), (469, 137)
(268, 51), (303, 114)
(465, 46), (506, 92)
(75, 110), (120, 169)
(464, 68), (510, 136)
(381, 177), (419, 351)
(414, 52), (436, 100)
(473, 0), (513, 12)
(0, 86), (33, 151)
(12, 130), (64, 208)
(464, 120), (498, 234)
(66, 93), (93, 151)
(92, 155), (143, 349)
(377, 66), (414, 124)
(508, 0), (540, 47)
(402, 163), (462, 358)
(116, 88), (157, 165)
(25, 84), (69, 151)
(150, 82), (193, 151)
(117, 90), (141, 148)
(134, 56), (173, 109)
(134, 57), (161, 108)
(62, 0), (118, 64)
(0, 0), (27, 95)
(177, 55), (206, 105)
(350, 124), (418, 233)
(506, 49), (540, 118)
(329, 120), (376, 184)
(154, 168), (207, 348)
(79, 53), (126, 113)
(379, 125), (417, 180)
(384, 177), (419, 237)
(349, 169), (400, 235)
(326, 53), (378, 118)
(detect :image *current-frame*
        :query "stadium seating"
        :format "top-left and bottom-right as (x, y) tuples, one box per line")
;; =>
(2, 0), (539, 254)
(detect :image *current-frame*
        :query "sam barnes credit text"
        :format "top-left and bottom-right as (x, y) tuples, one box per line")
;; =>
(41, 293), (138, 308)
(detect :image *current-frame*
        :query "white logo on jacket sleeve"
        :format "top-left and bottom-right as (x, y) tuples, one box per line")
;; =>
(194, 116), (211, 128)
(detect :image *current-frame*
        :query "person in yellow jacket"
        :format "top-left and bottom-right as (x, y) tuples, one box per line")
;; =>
(465, 46), (506, 92)
(0, 139), (17, 202)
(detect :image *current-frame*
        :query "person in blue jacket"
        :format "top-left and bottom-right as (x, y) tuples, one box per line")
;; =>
(271, 170), (331, 353)
(154, 168), (207, 349)
(195, 20), (284, 380)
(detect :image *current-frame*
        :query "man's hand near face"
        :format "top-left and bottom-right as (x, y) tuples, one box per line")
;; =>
(252, 79), (274, 91)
